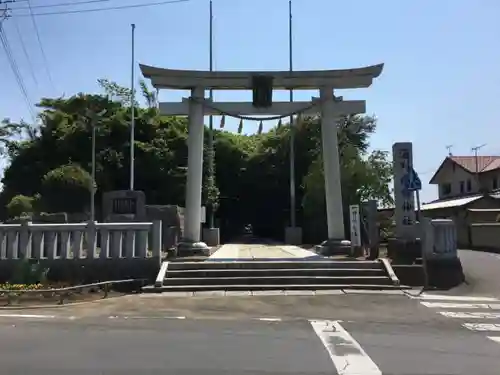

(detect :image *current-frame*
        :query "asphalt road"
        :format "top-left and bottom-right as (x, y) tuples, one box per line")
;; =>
(2, 291), (500, 374)
(453, 249), (500, 296)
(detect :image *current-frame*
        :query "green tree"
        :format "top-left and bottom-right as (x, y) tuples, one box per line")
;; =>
(0, 83), (393, 243)
(6, 194), (36, 218)
(40, 164), (93, 213)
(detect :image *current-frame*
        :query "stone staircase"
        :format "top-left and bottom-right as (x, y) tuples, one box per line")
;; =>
(145, 258), (407, 292)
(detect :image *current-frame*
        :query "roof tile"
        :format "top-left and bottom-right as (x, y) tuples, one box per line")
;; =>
(450, 156), (500, 173)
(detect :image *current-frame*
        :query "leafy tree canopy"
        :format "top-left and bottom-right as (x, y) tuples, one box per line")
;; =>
(0, 80), (393, 242)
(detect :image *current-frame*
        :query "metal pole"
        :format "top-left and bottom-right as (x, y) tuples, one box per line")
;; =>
(471, 143), (486, 191)
(130, 23), (136, 191)
(417, 189), (429, 291)
(288, 0), (296, 228)
(90, 117), (96, 222)
(207, 0), (215, 228)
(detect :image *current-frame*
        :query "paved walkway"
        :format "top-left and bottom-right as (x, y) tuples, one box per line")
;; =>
(208, 243), (322, 260)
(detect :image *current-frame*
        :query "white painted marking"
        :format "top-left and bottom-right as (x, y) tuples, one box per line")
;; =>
(463, 323), (500, 332)
(440, 311), (500, 319)
(410, 294), (499, 302)
(488, 336), (500, 343)
(487, 253), (500, 261)
(343, 289), (404, 295)
(314, 290), (345, 295)
(257, 317), (282, 322)
(0, 314), (55, 319)
(310, 320), (381, 375)
(421, 302), (500, 309)
(108, 315), (187, 320)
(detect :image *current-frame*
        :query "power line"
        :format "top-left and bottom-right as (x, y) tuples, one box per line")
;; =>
(12, 0), (111, 10)
(0, 22), (36, 122)
(12, 16), (38, 87)
(25, 0), (55, 90)
(11, 0), (190, 17)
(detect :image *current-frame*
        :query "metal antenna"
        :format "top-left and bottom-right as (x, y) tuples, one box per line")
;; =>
(445, 145), (453, 156)
(471, 143), (486, 191)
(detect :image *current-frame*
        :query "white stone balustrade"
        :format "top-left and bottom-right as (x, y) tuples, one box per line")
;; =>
(421, 218), (458, 260)
(0, 221), (162, 261)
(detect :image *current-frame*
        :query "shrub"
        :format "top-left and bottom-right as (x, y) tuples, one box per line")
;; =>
(6, 194), (36, 218)
(40, 164), (93, 213)
(8, 260), (49, 285)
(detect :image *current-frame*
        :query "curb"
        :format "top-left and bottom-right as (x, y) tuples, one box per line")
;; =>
(0, 294), (128, 310)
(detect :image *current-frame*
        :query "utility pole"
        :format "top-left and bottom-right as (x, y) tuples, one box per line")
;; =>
(207, 0), (215, 228)
(129, 23), (136, 191)
(471, 143), (486, 191)
(0, 1), (12, 21)
(288, 0), (296, 229)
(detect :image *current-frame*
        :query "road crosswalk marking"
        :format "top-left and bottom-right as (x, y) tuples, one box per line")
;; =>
(310, 320), (382, 375)
(408, 293), (500, 302)
(463, 323), (500, 331)
(421, 302), (500, 309)
(440, 311), (500, 319)
(414, 293), (500, 344)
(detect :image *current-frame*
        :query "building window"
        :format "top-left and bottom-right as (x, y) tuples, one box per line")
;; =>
(441, 183), (452, 196)
(494, 177), (498, 190)
(467, 179), (472, 192)
(460, 181), (465, 194)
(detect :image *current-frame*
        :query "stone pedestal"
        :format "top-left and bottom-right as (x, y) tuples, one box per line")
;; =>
(177, 240), (210, 257)
(387, 237), (421, 264)
(285, 227), (303, 245)
(350, 246), (364, 258)
(202, 227), (220, 247)
(315, 239), (351, 256)
(426, 257), (465, 289)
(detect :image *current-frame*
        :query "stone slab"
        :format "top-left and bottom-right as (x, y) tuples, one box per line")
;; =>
(208, 244), (323, 260)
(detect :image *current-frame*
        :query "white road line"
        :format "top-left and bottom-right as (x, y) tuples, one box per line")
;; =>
(257, 317), (282, 322)
(421, 302), (500, 309)
(310, 320), (381, 375)
(463, 323), (500, 332)
(408, 294), (499, 302)
(488, 336), (500, 343)
(108, 316), (187, 320)
(440, 311), (500, 319)
(0, 314), (55, 319)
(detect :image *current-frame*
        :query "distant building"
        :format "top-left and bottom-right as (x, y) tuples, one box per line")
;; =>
(429, 156), (500, 200)
(378, 155), (500, 249)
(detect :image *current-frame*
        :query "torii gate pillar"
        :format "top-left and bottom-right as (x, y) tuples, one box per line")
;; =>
(181, 86), (206, 251)
(320, 87), (346, 241)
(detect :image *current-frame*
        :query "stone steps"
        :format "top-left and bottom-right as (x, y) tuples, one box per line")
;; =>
(165, 268), (386, 278)
(163, 275), (392, 286)
(143, 283), (408, 292)
(144, 258), (405, 292)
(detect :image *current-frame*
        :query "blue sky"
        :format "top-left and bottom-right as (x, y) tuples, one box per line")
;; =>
(1, 0), (499, 203)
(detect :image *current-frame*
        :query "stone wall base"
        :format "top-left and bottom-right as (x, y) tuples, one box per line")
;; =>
(0, 259), (160, 286)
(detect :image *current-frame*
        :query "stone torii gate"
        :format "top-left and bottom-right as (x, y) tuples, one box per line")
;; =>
(140, 63), (384, 253)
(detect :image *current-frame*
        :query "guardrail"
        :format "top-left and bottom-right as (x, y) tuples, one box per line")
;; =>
(0, 221), (162, 261)
(0, 278), (147, 305)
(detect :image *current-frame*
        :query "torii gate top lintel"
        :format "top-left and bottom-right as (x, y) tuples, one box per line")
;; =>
(139, 63), (384, 90)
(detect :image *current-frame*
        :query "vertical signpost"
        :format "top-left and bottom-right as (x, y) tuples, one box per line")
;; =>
(349, 204), (361, 256)
(392, 143), (418, 240)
